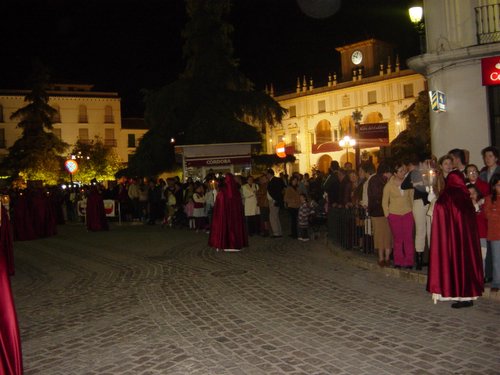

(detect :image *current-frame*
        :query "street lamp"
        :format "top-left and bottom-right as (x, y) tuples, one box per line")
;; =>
(409, 4), (426, 53)
(338, 135), (356, 164)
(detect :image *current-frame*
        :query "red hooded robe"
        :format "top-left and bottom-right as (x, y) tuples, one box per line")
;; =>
(0, 205), (24, 374)
(427, 170), (484, 301)
(208, 174), (248, 250)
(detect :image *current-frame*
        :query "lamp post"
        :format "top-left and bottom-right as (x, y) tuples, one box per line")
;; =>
(351, 110), (362, 169)
(409, 4), (426, 53)
(338, 135), (356, 164)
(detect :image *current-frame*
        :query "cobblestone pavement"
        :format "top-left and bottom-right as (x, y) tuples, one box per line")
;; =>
(10, 223), (500, 375)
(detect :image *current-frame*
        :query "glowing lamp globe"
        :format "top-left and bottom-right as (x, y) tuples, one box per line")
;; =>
(65, 159), (79, 174)
(409, 6), (423, 24)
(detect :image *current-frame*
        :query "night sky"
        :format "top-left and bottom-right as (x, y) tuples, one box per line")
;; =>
(1, 0), (418, 116)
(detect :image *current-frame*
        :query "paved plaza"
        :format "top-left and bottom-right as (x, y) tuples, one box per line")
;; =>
(10, 223), (500, 375)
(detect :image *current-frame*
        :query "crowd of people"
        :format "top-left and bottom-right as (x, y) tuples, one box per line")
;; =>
(1, 145), (499, 374)
(4, 146), (500, 306)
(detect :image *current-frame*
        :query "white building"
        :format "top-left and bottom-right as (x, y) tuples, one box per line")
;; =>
(0, 84), (148, 166)
(269, 39), (426, 174)
(408, 0), (500, 166)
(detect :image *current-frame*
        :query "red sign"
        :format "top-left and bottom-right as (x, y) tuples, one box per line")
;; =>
(481, 56), (500, 86)
(185, 156), (251, 167)
(275, 142), (286, 158)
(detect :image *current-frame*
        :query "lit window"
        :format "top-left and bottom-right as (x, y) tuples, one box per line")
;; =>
(104, 106), (114, 123)
(78, 128), (89, 143)
(105, 129), (116, 147)
(291, 133), (301, 153)
(404, 84), (414, 98)
(368, 91), (377, 104)
(78, 105), (88, 123)
(318, 100), (326, 113)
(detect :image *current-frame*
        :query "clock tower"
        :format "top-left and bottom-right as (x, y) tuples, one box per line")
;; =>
(336, 39), (395, 80)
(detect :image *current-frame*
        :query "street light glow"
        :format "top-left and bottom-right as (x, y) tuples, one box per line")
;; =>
(409, 6), (423, 24)
(338, 135), (356, 148)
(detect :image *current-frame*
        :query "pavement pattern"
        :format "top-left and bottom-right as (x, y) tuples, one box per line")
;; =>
(10, 223), (500, 375)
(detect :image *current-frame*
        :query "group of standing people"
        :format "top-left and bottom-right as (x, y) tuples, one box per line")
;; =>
(207, 168), (321, 251)
(351, 146), (499, 308)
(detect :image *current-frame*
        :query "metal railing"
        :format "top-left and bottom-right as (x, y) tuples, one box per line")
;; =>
(476, 4), (500, 44)
(327, 206), (374, 253)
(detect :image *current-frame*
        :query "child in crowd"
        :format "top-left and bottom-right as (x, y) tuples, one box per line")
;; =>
(297, 193), (313, 242)
(192, 183), (207, 231)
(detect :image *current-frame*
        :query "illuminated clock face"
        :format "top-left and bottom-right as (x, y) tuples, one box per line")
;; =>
(351, 50), (363, 65)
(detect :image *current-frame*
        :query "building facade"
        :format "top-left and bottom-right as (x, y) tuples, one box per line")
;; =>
(269, 39), (426, 174)
(0, 84), (148, 168)
(408, 0), (500, 166)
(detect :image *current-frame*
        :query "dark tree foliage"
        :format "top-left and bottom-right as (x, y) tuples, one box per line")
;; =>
(389, 90), (431, 163)
(10, 62), (57, 135)
(129, 0), (285, 176)
(252, 153), (296, 167)
(1, 61), (68, 183)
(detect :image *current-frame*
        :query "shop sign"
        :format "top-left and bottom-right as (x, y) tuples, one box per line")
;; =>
(481, 56), (500, 86)
(185, 156), (251, 167)
(358, 123), (389, 140)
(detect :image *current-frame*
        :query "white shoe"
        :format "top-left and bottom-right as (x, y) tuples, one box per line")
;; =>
(224, 249), (241, 252)
(302, 238), (310, 242)
(297, 237), (304, 241)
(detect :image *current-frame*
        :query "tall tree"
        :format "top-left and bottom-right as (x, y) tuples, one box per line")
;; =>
(1, 61), (68, 184)
(129, 0), (285, 176)
(390, 90), (431, 162)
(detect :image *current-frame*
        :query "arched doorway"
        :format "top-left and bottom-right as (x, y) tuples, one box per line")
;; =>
(364, 112), (383, 123)
(315, 120), (332, 143)
(338, 116), (355, 136)
(339, 152), (356, 167)
(317, 154), (332, 174)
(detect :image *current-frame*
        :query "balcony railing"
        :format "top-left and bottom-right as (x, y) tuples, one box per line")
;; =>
(476, 4), (500, 44)
(104, 139), (117, 147)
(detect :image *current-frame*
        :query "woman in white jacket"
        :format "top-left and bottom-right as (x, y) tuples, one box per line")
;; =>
(241, 176), (260, 236)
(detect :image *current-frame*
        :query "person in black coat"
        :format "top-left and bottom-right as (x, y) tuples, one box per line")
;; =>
(266, 169), (285, 237)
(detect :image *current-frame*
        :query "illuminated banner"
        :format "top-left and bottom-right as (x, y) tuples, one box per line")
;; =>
(481, 56), (500, 86)
(358, 123), (389, 140)
(357, 123), (389, 148)
(185, 156), (251, 167)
